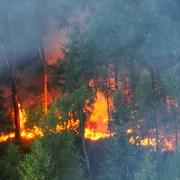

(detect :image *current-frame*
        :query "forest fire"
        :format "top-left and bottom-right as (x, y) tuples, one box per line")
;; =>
(0, 91), (111, 143)
(0, 103), (43, 143)
(0, 28), (179, 150)
(1, 1), (180, 179)
(127, 128), (178, 152)
(0, 92), (179, 153)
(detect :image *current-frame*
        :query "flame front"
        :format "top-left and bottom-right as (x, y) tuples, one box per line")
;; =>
(0, 97), (178, 153)
(0, 91), (112, 143)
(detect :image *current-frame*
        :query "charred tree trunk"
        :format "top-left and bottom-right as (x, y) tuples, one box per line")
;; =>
(155, 114), (160, 151)
(39, 43), (48, 113)
(174, 76), (178, 150)
(174, 109), (178, 149)
(6, 60), (21, 142)
(105, 77), (112, 136)
(79, 110), (92, 180)
(146, 113), (150, 146)
(105, 78), (111, 123)
(114, 62), (118, 90)
(175, 117), (178, 149)
(11, 78), (21, 142)
(3, 11), (21, 142)
(151, 67), (160, 151)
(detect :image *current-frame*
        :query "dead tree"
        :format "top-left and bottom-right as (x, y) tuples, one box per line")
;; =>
(6, 59), (21, 142)
(39, 43), (48, 113)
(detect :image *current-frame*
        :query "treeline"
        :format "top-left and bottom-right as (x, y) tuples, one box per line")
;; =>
(0, 132), (84, 180)
(1, 136), (180, 180)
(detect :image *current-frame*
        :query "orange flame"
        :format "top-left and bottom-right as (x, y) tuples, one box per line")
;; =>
(85, 91), (112, 141)
(0, 91), (112, 143)
(0, 103), (43, 143)
(0, 96), (178, 153)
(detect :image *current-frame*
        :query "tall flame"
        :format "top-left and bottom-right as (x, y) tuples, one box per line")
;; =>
(85, 91), (111, 141)
(0, 103), (43, 143)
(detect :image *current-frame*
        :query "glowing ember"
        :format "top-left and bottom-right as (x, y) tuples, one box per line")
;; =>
(128, 134), (156, 148)
(161, 137), (175, 152)
(126, 128), (133, 135)
(139, 137), (156, 147)
(127, 127), (178, 152)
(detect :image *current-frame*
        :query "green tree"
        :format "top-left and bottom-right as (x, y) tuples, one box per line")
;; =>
(18, 140), (50, 180)
(163, 148), (180, 180)
(0, 89), (10, 131)
(57, 85), (94, 179)
(0, 143), (21, 180)
(134, 151), (157, 180)
(42, 132), (85, 180)
(97, 136), (138, 180)
(18, 132), (85, 180)
(135, 70), (166, 151)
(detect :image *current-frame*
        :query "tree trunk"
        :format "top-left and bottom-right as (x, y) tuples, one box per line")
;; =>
(105, 78), (111, 135)
(79, 110), (92, 180)
(106, 78), (111, 119)
(6, 59), (21, 142)
(155, 114), (160, 151)
(174, 111), (178, 149)
(3, 11), (21, 142)
(11, 78), (21, 142)
(39, 44), (48, 113)
(114, 63), (118, 90)
(151, 67), (160, 151)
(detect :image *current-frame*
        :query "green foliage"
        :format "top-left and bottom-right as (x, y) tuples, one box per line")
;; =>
(27, 103), (63, 134)
(134, 151), (157, 180)
(97, 136), (137, 180)
(58, 85), (93, 115)
(26, 104), (45, 128)
(113, 91), (134, 128)
(163, 148), (180, 180)
(17, 132), (85, 180)
(0, 89), (11, 131)
(54, 27), (96, 93)
(18, 140), (50, 180)
(0, 143), (21, 180)
(162, 63), (180, 99)
(0, 92), (5, 127)
(135, 70), (164, 110)
(57, 85), (94, 135)
(42, 132), (85, 180)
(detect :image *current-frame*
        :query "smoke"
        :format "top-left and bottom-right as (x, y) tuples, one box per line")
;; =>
(0, 0), (86, 70)
(85, 0), (180, 73)
(1, 0), (180, 70)
(137, 0), (180, 71)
